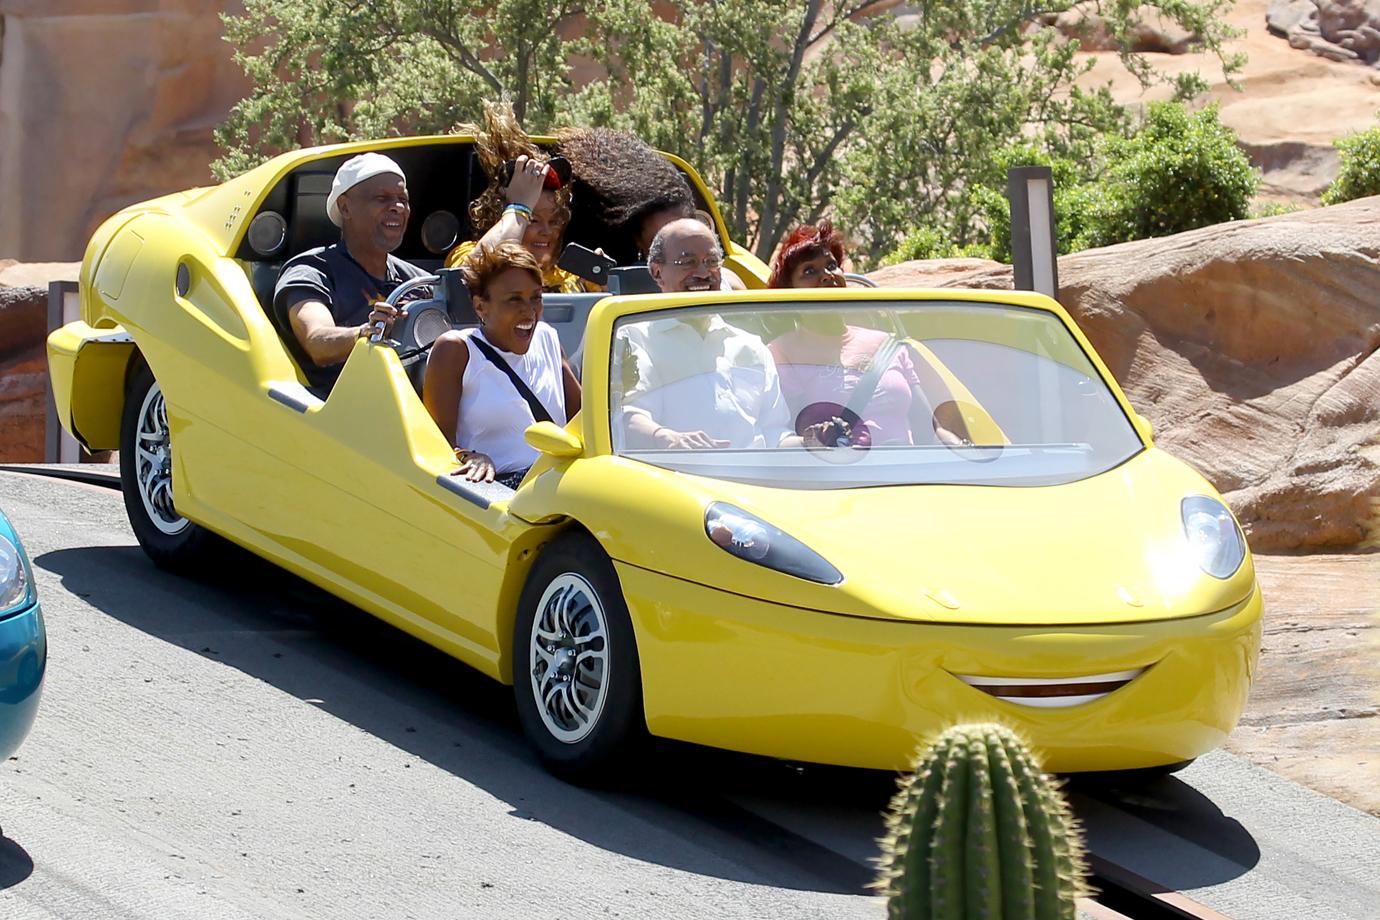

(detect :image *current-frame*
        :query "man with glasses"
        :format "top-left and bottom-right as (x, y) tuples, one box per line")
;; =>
(622, 219), (796, 449)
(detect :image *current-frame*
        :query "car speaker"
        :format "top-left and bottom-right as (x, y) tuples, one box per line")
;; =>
(421, 211), (460, 255)
(407, 305), (453, 349)
(247, 211), (288, 257)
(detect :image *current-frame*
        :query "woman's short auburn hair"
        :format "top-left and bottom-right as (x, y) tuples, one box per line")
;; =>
(460, 241), (543, 298)
(768, 219), (847, 289)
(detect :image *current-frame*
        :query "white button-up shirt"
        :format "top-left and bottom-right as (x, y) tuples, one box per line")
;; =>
(619, 315), (794, 449)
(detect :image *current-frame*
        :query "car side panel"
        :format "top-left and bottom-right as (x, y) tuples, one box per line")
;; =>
(79, 211), (303, 521)
(77, 209), (540, 678)
(184, 341), (550, 679)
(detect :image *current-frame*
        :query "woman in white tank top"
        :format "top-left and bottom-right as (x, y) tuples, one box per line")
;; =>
(423, 242), (582, 489)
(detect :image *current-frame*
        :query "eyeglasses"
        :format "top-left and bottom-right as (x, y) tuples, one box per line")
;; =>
(669, 253), (724, 270)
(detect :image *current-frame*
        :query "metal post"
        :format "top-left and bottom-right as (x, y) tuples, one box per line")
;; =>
(1007, 166), (1059, 299)
(45, 281), (81, 463)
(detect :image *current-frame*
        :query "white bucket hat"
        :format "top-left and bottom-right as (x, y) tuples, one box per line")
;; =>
(326, 152), (406, 226)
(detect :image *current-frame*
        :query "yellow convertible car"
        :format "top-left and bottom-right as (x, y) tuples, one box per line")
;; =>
(47, 137), (1261, 781)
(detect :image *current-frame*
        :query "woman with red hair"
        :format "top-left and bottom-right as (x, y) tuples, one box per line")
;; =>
(768, 219), (848, 289)
(767, 221), (968, 446)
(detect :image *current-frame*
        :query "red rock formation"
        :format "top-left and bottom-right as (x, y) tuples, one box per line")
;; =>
(1269, 0), (1380, 66)
(869, 197), (1380, 552)
(0, 283), (48, 462)
(0, 1), (250, 261)
(1042, 4), (1200, 54)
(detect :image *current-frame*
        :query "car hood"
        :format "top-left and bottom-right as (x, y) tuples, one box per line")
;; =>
(694, 447), (1255, 626)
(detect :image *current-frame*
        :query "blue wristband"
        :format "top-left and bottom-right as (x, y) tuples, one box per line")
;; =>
(505, 202), (533, 219)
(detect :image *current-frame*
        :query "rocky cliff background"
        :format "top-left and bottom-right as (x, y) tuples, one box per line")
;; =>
(0, 0), (249, 262)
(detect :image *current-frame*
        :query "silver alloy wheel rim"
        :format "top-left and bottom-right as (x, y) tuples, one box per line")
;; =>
(529, 572), (610, 744)
(134, 382), (189, 536)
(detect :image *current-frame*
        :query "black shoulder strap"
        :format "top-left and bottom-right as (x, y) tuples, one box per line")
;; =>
(470, 335), (555, 425)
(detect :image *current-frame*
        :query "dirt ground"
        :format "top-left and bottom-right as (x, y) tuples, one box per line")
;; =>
(1075, 0), (1380, 203)
(1230, 553), (1379, 816)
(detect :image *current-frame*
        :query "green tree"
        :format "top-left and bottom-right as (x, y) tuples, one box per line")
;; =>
(1322, 123), (1380, 205)
(571, 0), (892, 262)
(215, 0), (1244, 262)
(214, 0), (585, 179)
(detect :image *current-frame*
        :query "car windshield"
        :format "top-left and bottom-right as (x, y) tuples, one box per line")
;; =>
(608, 300), (1144, 489)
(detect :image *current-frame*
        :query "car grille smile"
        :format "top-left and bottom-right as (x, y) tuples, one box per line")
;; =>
(954, 668), (1147, 708)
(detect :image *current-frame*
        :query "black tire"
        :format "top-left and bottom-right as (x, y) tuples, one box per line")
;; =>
(119, 363), (218, 571)
(512, 532), (645, 784)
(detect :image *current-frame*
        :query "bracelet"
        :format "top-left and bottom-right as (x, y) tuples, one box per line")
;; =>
(651, 426), (668, 442)
(505, 202), (533, 220)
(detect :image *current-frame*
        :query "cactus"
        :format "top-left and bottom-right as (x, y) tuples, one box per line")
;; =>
(875, 723), (1089, 920)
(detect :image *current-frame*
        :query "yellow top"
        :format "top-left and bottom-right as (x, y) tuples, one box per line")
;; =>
(444, 240), (587, 294)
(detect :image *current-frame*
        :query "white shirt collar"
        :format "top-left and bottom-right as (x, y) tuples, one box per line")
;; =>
(646, 313), (733, 340)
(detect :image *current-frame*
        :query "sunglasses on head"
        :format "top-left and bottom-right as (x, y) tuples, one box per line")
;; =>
(498, 154), (572, 191)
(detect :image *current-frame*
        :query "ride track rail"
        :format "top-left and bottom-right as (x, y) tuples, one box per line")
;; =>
(0, 463), (122, 490)
(1082, 855), (1233, 920)
(1, 462), (1236, 919)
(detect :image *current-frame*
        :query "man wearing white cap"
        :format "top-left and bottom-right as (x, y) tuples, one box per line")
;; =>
(273, 152), (429, 388)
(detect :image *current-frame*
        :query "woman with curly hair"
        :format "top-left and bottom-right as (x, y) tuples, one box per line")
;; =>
(425, 241), (581, 489)
(555, 126), (699, 266)
(446, 102), (585, 293)
(767, 220), (968, 446)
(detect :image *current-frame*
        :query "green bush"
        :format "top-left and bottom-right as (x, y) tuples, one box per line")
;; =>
(1322, 125), (1380, 205)
(1077, 102), (1258, 248)
(1249, 201), (1303, 219)
(890, 102), (1257, 262)
(882, 228), (994, 266)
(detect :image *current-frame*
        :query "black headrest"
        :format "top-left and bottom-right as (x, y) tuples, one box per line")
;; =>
(608, 266), (660, 295)
(438, 268), (478, 325)
(288, 172), (341, 256)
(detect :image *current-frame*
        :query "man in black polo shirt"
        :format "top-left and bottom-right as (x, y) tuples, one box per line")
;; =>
(273, 152), (431, 389)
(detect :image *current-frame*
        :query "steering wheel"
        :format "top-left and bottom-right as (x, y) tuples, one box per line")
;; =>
(370, 274), (460, 362)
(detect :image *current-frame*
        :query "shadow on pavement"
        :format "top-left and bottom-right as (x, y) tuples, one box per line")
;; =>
(35, 543), (1263, 897)
(0, 834), (35, 891)
(1066, 771), (1262, 890)
(37, 544), (880, 895)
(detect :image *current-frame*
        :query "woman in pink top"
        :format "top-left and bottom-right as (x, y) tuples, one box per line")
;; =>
(766, 220), (967, 446)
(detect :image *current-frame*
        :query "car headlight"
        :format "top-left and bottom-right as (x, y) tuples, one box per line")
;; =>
(704, 503), (842, 585)
(1181, 495), (1245, 579)
(0, 534), (29, 612)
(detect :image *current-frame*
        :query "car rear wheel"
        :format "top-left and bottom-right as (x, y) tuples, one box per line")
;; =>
(512, 532), (645, 783)
(120, 363), (218, 571)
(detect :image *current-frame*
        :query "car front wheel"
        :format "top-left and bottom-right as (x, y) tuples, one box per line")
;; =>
(512, 533), (645, 783)
(119, 363), (217, 571)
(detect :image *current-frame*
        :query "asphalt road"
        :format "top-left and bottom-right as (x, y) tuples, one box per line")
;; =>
(1, 470), (1377, 920)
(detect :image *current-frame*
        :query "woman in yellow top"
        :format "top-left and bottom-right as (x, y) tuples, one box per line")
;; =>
(445, 103), (587, 294)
